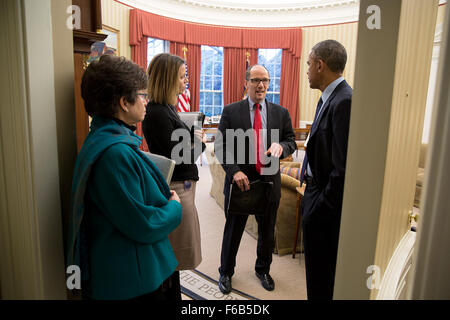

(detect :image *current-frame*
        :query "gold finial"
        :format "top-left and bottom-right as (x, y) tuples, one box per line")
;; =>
(182, 46), (188, 60)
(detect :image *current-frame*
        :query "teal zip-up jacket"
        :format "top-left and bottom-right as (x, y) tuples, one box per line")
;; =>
(67, 116), (182, 299)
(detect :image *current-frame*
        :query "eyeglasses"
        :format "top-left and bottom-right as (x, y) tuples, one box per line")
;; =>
(137, 93), (148, 101)
(249, 78), (270, 85)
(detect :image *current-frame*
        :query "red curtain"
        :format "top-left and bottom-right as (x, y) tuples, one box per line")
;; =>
(223, 48), (258, 106)
(185, 24), (242, 48)
(241, 28), (303, 58)
(131, 36), (148, 70)
(130, 9), (302, 55)
(131, 35), (149, 151)
(280, 49), (301, 127)
(129, 8), (303, 124)
(170, 42), (201, 112)
(129, 9), (185, 45)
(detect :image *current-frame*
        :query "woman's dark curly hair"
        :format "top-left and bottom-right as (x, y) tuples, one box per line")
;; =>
(81, 55), (148, 117)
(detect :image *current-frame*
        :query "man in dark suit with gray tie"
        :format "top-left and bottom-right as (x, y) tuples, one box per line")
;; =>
(300, 40), (352, 300)
(215, 65), (296, 294)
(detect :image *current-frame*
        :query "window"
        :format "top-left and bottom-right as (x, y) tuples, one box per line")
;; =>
(258, 49), (282, 104)
(199, 46), (224, 117)
(147, 37), (169, 68)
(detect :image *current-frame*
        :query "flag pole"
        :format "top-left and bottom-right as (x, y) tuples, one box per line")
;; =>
(182, 46), (188, 61)
(243, 51), (251, 99)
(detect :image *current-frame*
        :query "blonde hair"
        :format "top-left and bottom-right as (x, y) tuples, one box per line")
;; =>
(147, 53), (185, 106)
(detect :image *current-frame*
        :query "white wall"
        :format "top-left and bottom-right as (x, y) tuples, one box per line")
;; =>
(423, 23), (444, 144)
(0, 0), (68, 299)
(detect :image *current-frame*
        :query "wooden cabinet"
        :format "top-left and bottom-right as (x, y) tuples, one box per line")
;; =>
(72, 0), (106, 152)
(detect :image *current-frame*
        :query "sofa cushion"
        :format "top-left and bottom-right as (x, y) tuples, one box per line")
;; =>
(280, 154), (294, 162)
(280, 166), (301, 181)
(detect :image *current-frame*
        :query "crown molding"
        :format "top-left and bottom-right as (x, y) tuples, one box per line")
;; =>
(120, 0), (360, 27)
(173, 0), (358, 12)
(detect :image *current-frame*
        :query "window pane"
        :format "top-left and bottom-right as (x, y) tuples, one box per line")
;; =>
(205, 92), (213, 106)
(274, 94), (280, 105)
(200, 76), (205, 90)
(200, 45), (224, 116)
(214, 92), (222, 106)
(205, 60), (213, 75)
(147, 37), (169, 68)
(258, 51), (267, 66)
(200, 91), (205, 106)
(258, 48), (282, 105)
(205, 107), (213, 117)
(274, 78), (280, 92)
(205, 77), (213, 90)
(269, 80), (275, 92)
(214, 62), (223, 76)
(201, 61), (206, 75)
(214, 77), (222, 91)
(275, 65), (281, 77)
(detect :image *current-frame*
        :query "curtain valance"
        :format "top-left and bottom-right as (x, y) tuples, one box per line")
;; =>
(130, 9), (302, 58)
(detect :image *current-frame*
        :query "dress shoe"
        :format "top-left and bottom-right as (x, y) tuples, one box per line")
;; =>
(218, 275), (232, 294)
(255, 272), (275, 291)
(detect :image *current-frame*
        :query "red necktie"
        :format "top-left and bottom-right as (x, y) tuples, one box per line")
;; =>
(254, 104), (263, 174)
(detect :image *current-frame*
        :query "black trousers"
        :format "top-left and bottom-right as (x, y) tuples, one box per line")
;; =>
(301, 182), (341, 300)
(219, 191), (279, 277)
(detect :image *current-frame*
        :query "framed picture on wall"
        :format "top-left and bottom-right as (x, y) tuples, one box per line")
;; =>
(101, 25), (120, 56)
(86, 25), (120, 65)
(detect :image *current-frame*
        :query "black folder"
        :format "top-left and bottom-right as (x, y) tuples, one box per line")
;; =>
(227, 180), (273, 216)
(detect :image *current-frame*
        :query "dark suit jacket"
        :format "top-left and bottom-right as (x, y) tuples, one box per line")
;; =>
(215, 99), (296, 202)
(142, 102), (206, 182)
(305, 80), (352, 220)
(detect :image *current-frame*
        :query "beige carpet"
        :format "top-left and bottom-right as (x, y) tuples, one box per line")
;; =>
(189, 154), (307, 300)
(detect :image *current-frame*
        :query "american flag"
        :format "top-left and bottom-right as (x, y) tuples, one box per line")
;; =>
(178, 61), (191, 112)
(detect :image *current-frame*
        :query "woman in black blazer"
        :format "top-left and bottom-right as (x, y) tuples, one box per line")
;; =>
(142, 53), (206, 300)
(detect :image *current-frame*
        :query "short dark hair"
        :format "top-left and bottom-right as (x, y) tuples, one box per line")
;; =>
(245, 64), (270, 81)
(311, 40), (347, 74)
(81, 55), (148, 117)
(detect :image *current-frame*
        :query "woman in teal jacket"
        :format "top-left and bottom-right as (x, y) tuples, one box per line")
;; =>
(66, 55), (182, 300)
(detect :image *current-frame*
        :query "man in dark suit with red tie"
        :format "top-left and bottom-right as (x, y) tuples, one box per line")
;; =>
(215, 65), (296, 294)
(300, 40), (352, 300)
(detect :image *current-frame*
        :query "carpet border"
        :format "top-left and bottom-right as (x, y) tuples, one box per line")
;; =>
(187, 269), (259, 300)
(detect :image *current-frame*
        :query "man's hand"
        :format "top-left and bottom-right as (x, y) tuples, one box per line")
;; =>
(233, 171), (250, 192)
(265, 142), (283, 158)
